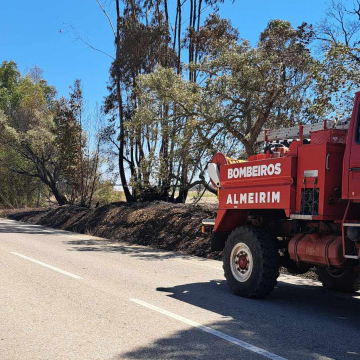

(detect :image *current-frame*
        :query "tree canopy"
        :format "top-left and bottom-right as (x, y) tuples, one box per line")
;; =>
(3, 0), (360, 207)
(0, 61), (104, 207)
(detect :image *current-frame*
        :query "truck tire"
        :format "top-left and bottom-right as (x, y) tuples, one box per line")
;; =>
(223, 226), (279, 299)
(317, 266), (360, 293)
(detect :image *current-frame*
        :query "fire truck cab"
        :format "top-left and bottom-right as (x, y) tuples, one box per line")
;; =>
(203, 91), (360, 298)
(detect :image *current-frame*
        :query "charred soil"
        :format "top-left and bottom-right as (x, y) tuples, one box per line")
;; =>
(0, 202), (221, 259)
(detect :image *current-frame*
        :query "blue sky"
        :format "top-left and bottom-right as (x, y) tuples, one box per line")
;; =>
(2, 0), (329, 111)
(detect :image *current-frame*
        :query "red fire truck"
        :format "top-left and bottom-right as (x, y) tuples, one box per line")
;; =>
(203, 91), (360, 298)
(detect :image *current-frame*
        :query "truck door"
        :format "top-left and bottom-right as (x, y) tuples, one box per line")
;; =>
(347, 96), (360, 199)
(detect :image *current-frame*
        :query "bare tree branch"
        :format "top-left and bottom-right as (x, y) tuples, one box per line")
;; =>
(63, 24), (115, 60)
(94, 0), (117, 38)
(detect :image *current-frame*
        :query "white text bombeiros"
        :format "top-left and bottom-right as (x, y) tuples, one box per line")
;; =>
(226, 191), (281, 205)
(228, 163), (281, 179)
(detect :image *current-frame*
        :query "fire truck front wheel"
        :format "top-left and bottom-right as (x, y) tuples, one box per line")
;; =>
(317, 266), (360, 293)
(223, 226), (279, 299)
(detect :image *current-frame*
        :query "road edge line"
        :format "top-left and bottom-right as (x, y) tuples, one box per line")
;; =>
(129, 298), (288, 360)
(11, 252), (83, 280)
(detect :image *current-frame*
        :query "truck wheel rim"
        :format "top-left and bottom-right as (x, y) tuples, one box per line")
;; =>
(325, 267), (347, 278)
(230, 243), (253, 282)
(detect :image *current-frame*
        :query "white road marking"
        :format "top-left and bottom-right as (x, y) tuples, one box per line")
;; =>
(11, 252), (83, 280)
(130, 298), (288, 360)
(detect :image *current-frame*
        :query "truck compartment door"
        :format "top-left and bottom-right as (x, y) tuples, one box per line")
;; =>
(348, 101), (360, 199)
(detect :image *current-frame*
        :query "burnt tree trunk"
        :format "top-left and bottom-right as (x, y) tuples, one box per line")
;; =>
(115, 0), (134, 203)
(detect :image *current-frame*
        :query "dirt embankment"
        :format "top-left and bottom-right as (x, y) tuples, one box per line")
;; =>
(0, 202), (220, 259)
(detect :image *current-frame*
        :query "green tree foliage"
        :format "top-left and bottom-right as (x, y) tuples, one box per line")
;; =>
(54, 80), (105, 208)
(95, 0), (351, 203)
(0, 61), (69, 205)
(0, 144), (46, 208)
(54, 97), (80, 190)
(198, 20), (320, 155)
(92, 180), (124, 205)
(0, 62), (104, 208)
(135, 19), (320, 182)
(103, 0), (177, 202)
(0, 61), (42, 207)
(0, 60), (22, 114)
(98, 0), (238, 202)
(134, 67), (236, 201)
(92, 0), (351, 202)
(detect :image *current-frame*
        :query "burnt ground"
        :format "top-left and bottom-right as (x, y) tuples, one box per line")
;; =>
(0, 202), (317, 278)
(0, 202), (220, 259)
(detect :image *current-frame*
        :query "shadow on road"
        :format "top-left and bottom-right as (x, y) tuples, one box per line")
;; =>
(117, 278), (360, 360)
(0, 222), (73, 236)
(1, 210), (47, 221)
(65, 239), (194, 261)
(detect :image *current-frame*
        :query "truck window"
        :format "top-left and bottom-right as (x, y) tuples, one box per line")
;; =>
(356, 103), (360, 143)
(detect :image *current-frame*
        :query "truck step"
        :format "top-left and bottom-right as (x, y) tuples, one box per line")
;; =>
(290, 214), (313, 220)
(344, 255), (360, 259)
(202, 219), (216, 226)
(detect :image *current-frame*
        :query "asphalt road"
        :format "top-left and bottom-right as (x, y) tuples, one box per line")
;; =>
(1, 218), (359, 360)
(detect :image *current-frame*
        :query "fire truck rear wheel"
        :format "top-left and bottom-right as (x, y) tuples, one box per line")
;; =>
(317, 266), (360, 293)
(223, 226), (279, 299)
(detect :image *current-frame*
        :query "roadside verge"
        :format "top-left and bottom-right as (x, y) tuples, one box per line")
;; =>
(0, 202), (220, 259)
